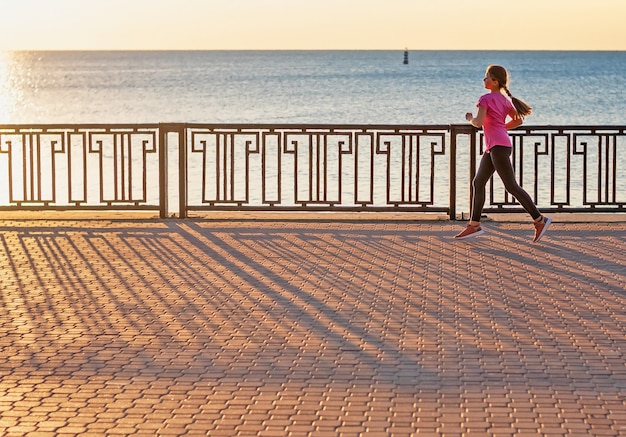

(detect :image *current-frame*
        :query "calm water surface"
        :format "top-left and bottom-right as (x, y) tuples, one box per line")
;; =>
(1, 50), (624, 125)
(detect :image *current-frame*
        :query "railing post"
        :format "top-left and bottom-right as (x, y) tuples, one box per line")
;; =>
(449, 125), (457, 220)
(468, 125), (478, 215)
(158, 124), (168, 218)
(159, 123), (187, 219)
(177, 124), (188, 219)
(450, 124), (478, 220)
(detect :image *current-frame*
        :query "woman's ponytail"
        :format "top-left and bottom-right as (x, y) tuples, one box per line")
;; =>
(503, 86), (533, 119)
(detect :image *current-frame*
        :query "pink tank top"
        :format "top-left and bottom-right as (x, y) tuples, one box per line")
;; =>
(478, 92), (514, 152)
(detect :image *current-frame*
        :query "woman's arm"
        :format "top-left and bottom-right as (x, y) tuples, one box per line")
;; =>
(466, 106), (487, 128)
(505, 107), (523, 130)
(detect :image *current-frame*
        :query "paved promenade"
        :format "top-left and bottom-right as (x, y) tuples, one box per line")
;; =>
(0, 215), (625, 436)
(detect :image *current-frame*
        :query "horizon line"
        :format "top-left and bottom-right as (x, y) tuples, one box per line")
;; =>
(2, 48), (626, 52)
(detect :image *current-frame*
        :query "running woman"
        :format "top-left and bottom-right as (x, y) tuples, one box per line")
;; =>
(455, 65), (551, 242)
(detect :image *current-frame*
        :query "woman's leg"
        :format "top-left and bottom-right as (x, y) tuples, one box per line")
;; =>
(470, 151), (496, 223)
(489, 146), (541, 220)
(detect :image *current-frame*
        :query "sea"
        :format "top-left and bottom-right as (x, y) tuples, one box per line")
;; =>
(1, 50), (625, 126)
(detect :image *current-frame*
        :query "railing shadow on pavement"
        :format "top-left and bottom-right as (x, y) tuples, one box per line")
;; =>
(1, 218), (625, 433)
(3, 219), (623, 381)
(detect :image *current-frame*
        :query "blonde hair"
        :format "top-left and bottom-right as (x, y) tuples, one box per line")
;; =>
(486, 65), (533, 119)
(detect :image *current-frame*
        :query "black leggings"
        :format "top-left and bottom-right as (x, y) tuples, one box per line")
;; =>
(471, 146), (541, 222)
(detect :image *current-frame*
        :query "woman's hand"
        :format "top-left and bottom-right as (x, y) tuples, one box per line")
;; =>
(505, 108), (523, 130)
(467, 107), (486, 127)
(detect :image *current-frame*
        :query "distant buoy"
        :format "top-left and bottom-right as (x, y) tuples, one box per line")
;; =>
(403, 48), (409, 65)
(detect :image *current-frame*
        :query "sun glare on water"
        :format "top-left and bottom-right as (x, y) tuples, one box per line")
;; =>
(0, 52), (16, 123)
(0, 53), (10, 125)
(0, 52), (24, 123)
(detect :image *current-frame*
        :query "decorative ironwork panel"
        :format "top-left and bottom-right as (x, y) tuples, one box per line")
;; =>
(185, 125), (451, 213)
(0, 130), (65, 205)
(284, 131), (353, 206)
(0, 125), (161, 211)
(377, 131), (447, 207)
(188, 129), (260, 207)
(573, 131), (625, 208)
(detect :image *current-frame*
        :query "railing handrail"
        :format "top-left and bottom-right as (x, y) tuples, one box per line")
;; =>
(183, 123), (452, 129)
(0, 123), (161, 130)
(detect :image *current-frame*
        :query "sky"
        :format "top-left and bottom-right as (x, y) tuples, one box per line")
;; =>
(1, 0), (625, 51)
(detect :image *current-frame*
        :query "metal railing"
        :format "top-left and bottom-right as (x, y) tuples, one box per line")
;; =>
(1, 123), (624, 218)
